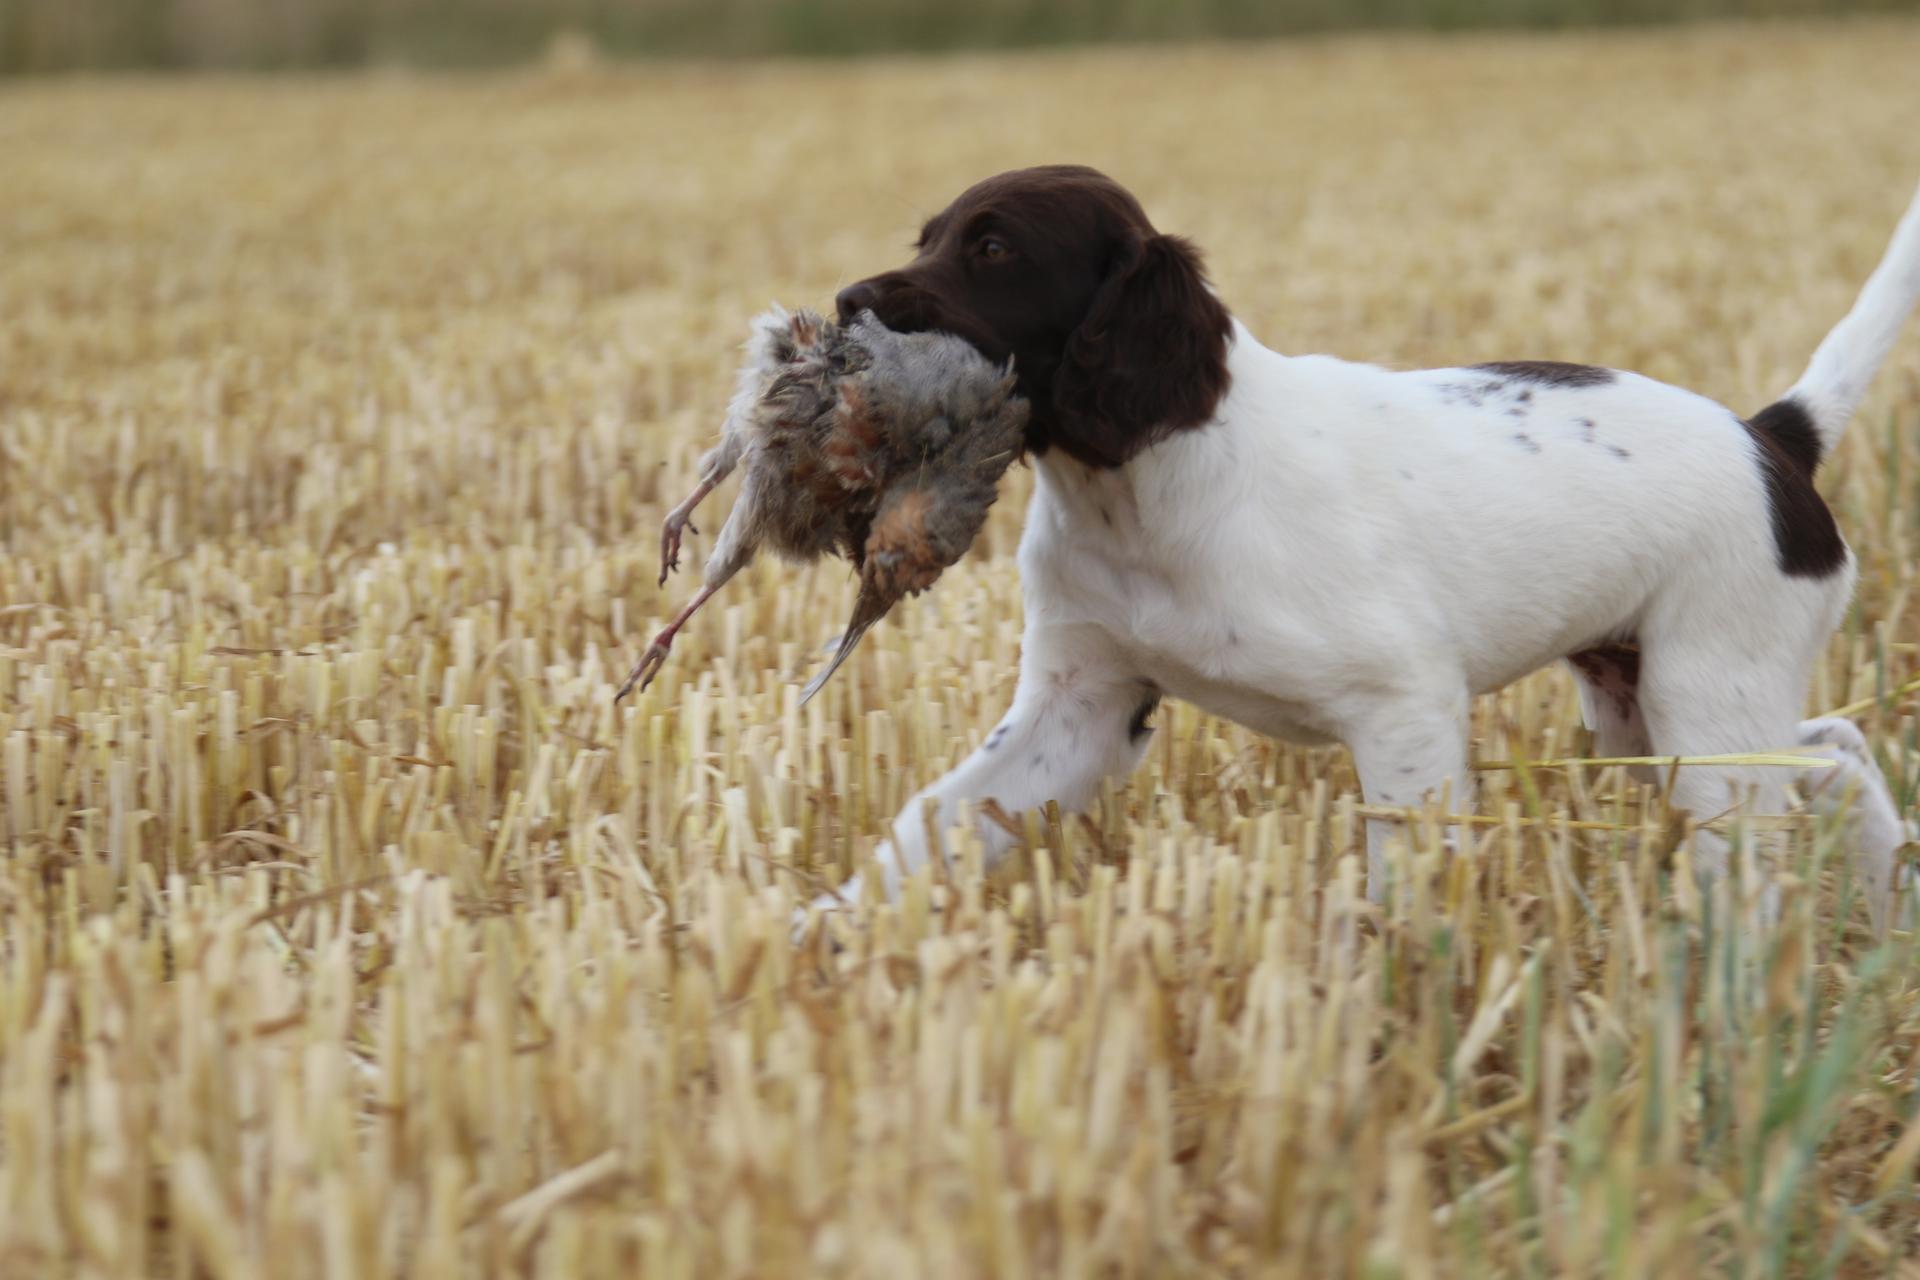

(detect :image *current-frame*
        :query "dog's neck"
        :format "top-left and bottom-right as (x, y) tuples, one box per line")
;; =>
(1030, 318), (1357, 585)
(1029, 321), (1298, 540)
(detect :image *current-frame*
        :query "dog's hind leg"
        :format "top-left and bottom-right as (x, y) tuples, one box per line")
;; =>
(1634, 634), (1809, 927)
(1565, 656), (1911, 929)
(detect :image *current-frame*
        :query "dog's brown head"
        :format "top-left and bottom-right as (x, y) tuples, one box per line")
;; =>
(835, 165), (1232, 469)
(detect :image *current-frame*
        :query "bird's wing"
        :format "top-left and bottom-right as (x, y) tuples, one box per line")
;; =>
(797, 394), (1027, 702)
(729, 305), (818, 447)
(817, 378), (887, 493)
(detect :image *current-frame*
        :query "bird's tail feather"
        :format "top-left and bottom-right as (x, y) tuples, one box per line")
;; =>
(798, 619), (876, 706)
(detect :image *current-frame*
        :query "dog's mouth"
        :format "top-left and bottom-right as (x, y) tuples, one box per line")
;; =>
(854, 289), (1010, 365)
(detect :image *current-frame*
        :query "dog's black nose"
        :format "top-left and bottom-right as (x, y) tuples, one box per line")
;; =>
(835, 281), (881, 325)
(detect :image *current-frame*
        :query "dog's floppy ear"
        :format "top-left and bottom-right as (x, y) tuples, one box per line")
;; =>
(1049, 232), (1232, 468)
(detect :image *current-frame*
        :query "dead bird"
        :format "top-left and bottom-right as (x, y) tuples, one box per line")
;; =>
(615, 304), (1027, 702)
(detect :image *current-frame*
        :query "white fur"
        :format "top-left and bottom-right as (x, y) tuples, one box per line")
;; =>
(1791, 183), (1920, 449)
(805, 180), (1920, 931)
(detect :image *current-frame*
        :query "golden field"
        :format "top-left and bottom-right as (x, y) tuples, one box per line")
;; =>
(5, 18), (1920, 1277)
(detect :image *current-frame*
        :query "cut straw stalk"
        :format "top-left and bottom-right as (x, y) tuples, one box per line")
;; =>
(1474, 750), (1839, 771)
(496, 1151), (625, 1252)
(1351, 803), (1806, 833)
(1818, 671), (1920, 720)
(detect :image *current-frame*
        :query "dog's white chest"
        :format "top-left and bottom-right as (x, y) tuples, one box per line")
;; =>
(1018, 458), (1344, 744)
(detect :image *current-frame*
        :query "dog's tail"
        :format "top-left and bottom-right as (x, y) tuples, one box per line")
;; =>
(1763, 179), (1920, 465)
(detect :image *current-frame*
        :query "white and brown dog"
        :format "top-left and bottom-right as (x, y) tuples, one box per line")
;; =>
(801, 164), (1920, 927)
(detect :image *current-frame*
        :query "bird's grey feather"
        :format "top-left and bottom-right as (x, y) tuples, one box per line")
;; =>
(686, 304), (1028, 702)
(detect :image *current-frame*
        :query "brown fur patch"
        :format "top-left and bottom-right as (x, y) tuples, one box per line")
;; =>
(1566, 640), (1641, 722)
(1472, 360), (1615, 388)
(1566, 641), (1640, 687)
(1741, 397), (1846, 578)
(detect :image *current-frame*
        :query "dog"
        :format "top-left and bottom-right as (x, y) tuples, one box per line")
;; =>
(804, 164), (1920, 928)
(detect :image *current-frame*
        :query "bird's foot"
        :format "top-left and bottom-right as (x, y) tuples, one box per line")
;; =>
(613, 636), (673, 702)
(658, 512), (699, 587)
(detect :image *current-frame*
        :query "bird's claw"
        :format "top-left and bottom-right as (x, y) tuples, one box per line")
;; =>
(613, 639), (672, 702)
(659, 512), (701, 587)
(658, 516), (683, 587)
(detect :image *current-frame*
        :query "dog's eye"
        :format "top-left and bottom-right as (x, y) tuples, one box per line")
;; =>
(977, 236), (1010, 261)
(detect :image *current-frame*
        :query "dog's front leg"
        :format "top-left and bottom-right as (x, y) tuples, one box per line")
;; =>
(1344, 688), (1473, 904)
(802, 620), (1155, 920)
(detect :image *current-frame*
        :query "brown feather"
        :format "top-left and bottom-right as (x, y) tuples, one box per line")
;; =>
(659, 304), (1029, 703)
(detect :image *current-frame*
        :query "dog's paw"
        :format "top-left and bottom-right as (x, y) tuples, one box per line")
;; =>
(1798, 715), (1870, 760)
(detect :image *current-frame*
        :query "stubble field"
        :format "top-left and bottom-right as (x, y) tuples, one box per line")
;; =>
(5, 18), (1920, 1277)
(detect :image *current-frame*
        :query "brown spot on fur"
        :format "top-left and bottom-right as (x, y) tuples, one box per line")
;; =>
(1567, 641), (1642, 722)
(1751, 396), (1823, 473)
(1740, 397), (1845, 577)
(1127, 689), (1161, 743)
(1567, 641), (1640, 687)
(1473, 361), (1615, 388)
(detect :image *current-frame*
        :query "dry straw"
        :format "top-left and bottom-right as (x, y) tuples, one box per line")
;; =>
(3, 18), (1920, 1276)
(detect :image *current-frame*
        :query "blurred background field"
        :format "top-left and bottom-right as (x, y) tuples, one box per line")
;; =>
(2, 0), (1917, 70)
(6, 11), (1920, 1279)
